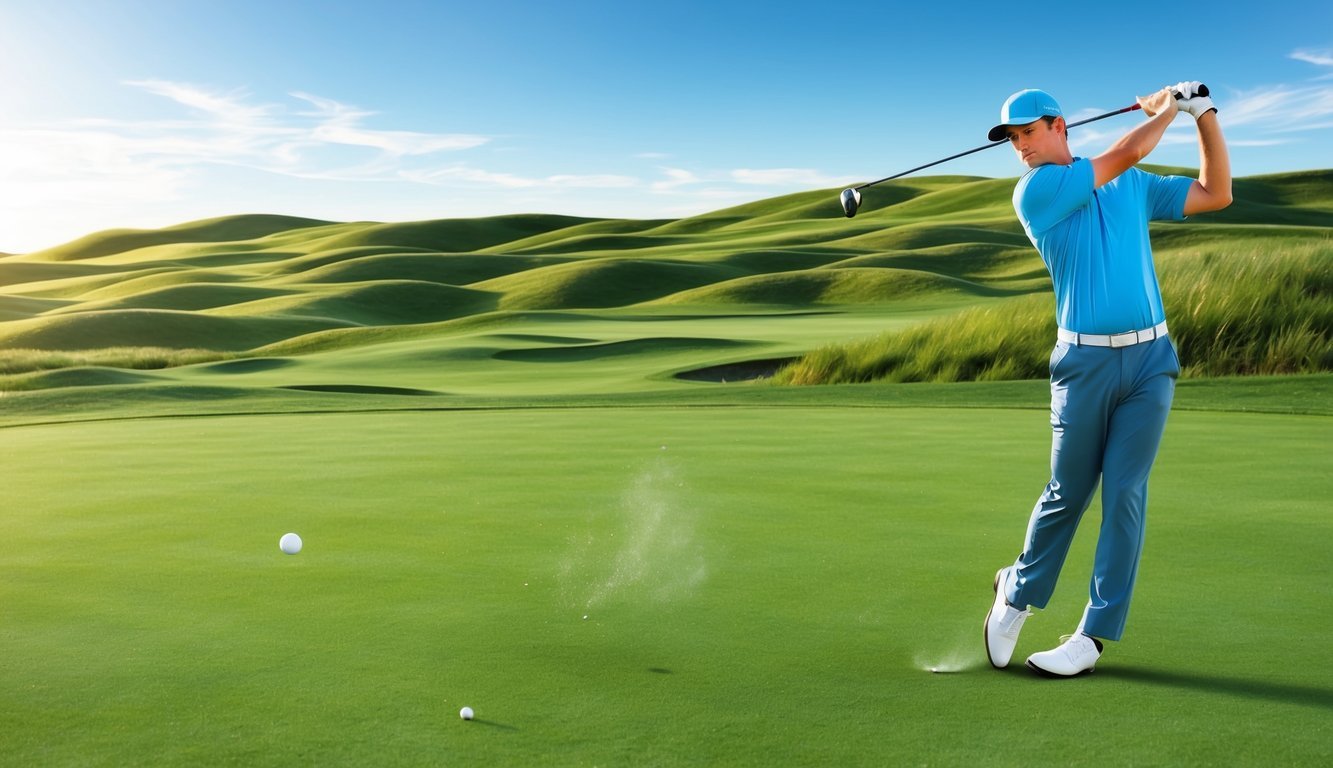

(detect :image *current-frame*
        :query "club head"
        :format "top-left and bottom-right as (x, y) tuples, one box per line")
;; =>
(840, 188), (861, 218)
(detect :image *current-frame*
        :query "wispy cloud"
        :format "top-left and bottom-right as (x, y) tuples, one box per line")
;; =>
(1, 80), (490, 187)
(730, 168), (841, 186)
(1290, 48), (1333, 69)
(402, 165), (637, 189)
(1222, 83), (1333, 130)
(0, 80), (850, 251)
(650, 166), (840, 194)
(291, 92), (487, 156)
(1067, 79), (1333, 153)
(650, 167), (701, 191)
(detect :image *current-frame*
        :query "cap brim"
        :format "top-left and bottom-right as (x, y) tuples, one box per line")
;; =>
(987, 115), (1043, 143)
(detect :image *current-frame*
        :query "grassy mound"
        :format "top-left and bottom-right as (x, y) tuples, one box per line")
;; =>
(212, 281), (498, 326)
(481, 259), (744, 309)
(279, 252), (572, 286)
(1, 168), (1328, 394)
(24, 214), (332, 262)
(656, 267), (1007, 306)
(0, 310), (348, 352)
(49, 283), (296, 314)
(1, 366), (160, 391)
(309, 214), (599, 254)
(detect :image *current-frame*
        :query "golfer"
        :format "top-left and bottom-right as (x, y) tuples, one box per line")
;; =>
(982, 82), (1232, 676)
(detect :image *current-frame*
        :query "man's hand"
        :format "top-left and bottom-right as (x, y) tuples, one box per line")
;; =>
(1137, 88), (1177, 118)
(1171, 80), (1216, 119)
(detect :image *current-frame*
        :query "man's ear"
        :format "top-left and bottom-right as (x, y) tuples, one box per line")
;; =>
(1054, 116), (1068, 138)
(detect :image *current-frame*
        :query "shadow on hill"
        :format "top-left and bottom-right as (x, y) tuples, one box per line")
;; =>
(674, 357), (800, 382)
(7, 367), (160, 390)
(495, 337), (746, 363)
(280, 384), (442, 396)
(199, 358), (296, 374)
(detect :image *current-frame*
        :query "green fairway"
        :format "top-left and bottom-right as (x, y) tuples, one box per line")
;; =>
(3, 405), (1329, 766)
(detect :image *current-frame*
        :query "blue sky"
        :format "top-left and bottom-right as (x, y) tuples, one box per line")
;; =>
(2, 0), (1331, 252)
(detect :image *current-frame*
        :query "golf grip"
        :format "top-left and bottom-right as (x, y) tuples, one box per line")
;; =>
(854, 84), (1209, 191)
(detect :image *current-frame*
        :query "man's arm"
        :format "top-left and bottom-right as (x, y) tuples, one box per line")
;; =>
(1090, 88), (1178, 188)
(1183, 109), (1232, 214)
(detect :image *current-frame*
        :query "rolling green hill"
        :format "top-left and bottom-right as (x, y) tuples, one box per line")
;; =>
(1, 169), (1329, 396)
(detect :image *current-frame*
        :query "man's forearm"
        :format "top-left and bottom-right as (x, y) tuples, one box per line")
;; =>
(1114, 106), (1177, 162)
(1093, 105), (1176, 187)
(1196, 111), (1231, 200)
(1184, 110), (1233, 214)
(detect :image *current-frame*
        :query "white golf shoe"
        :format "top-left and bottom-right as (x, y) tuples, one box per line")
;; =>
(1025, 633), (1103, 678)
(984, 566), (1031, 668)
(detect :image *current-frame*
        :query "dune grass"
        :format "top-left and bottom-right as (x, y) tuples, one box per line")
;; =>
(776, 244), (1332, 384)
(0, 347), (234, 376)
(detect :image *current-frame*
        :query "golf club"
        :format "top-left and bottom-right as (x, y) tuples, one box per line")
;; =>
(839, 85), (1209, 217)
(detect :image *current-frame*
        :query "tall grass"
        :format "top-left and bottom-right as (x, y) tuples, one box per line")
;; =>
(1166, 245), (1333, 376)
(775, 245), (1332, 384)
(0, 347), (231, 376)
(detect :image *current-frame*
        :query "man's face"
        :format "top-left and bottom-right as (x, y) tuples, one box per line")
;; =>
(1005, 118), (1065, 169)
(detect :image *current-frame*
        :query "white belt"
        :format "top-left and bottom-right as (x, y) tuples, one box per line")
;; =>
(1057, 321), (1168, 348)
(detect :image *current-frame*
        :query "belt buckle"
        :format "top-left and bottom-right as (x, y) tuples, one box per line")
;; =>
(1109, 331), (1137, 348)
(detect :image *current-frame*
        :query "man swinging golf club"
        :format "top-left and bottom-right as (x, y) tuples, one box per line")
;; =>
(983, 82), (1232, 677)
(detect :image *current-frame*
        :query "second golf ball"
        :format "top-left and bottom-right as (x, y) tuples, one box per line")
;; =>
(460, 707), (474, 721)
(279, 532), (302, 555)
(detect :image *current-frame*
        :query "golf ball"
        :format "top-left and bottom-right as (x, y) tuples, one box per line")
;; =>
(460, 706), (474, 721)
(279, 532), (302, 555)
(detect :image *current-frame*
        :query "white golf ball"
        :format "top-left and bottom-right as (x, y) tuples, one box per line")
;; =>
(279, 532), (302, 555)
(459, 706), (474, 721)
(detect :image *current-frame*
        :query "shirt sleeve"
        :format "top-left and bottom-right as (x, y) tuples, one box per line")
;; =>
(1014, 158), (1095, 235)
(1145, 172), (1195, 221)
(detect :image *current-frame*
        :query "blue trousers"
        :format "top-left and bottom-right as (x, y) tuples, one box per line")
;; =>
(1004, 335), (1179, 641)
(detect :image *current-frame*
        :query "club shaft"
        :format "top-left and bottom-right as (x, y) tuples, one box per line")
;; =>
(854, 103), (1143, 191)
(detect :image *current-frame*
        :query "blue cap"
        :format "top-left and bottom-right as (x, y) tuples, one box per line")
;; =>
(988, 89), (1063, 142)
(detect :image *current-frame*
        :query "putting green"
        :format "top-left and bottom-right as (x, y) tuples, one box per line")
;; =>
(2, 405), (1328, 765)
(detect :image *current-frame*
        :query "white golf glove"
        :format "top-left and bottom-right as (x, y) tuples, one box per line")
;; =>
(1170, 80), (1216, 119)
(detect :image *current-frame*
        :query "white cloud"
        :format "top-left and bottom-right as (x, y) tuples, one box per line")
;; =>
(6, 80), (491, 183)
(1066, 82), (1333, 154)
(730, 167), (840, 186)
(0, 81), (507, 250)
(1290, 48), (1333, 67)
(1230, 139), (1292, 147)
(125, 79), (274, 126)
(0, 80), (850, 251)
(650, 166), (841, 194)
(650, 167), (701, 191)
(290, 91), (486, 155)
(1221, 84), (1333, 129)
(401, 165), (636, 189)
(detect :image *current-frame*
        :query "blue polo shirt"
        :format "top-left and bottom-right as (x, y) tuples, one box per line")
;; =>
(1014, 158), (1193, 335)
